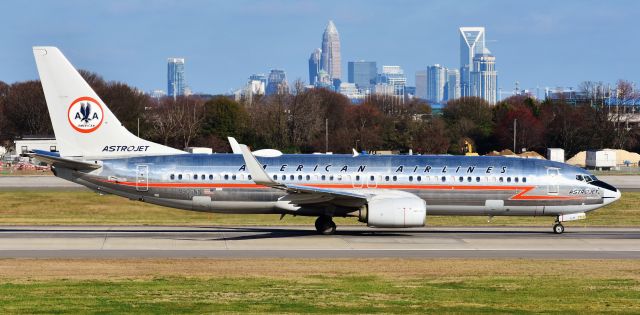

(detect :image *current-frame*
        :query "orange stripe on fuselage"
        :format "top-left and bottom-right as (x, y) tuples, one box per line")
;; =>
(98, 179), (580, 201)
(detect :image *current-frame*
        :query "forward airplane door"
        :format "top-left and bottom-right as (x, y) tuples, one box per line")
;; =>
(547, 168), (559, 195)
(136, 164), (149, 192)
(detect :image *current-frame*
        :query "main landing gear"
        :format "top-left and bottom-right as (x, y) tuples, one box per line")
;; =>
(553, 217), (565, 234)
(315, 215), (336, 235)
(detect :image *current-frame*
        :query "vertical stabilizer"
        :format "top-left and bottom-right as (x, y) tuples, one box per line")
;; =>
(33, 46), (184, 158)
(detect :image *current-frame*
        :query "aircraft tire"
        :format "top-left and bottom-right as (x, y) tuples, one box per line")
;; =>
(315, 216), (336, 235)
(553, 223), (565, 234)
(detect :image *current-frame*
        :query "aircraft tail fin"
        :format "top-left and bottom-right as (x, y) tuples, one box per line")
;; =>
(32, 46), (184, 158)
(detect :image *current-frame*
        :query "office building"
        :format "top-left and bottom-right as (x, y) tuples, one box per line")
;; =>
(445, 69), (460, 101)
(320, 20), (341, 83)
(266, 69), (289, 95)
(249, 73), (267, 87)
(348, 61), (377, 91)
(378, 66), (406, 96)
(470, 49), (498, 104)
(167, 58), (186, 97)
(415, 70), (428, 100)
(459, 27), (485, 97)
(426, 64), (447, 103)
(308, 48), (321, 85)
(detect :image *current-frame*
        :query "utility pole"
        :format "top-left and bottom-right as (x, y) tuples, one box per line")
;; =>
(513, 118), (517, 153)
(137, 118), (140, 137)
(325, 118), (329, 153)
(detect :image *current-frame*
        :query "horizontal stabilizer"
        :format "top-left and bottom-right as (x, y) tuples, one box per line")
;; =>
(32, 151), (101, 170)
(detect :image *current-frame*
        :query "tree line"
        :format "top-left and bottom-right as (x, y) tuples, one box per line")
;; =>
(0, 72), (638, 157)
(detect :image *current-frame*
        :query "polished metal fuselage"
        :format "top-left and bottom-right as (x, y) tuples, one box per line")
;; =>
(58, 153), (616, 218)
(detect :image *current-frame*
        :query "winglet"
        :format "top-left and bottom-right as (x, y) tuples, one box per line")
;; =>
(352, 148), (359, 157)
(239, 144), (278, 187)
(228, 137), (242, 154)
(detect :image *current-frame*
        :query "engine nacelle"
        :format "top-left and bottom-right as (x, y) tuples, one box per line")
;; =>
(359, 195), (426, 228)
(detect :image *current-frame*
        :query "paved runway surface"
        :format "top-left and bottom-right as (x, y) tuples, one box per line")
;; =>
(1, 225), (638, 258)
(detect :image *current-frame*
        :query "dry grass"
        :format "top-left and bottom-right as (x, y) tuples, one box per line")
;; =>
(1, 258), (639, 281)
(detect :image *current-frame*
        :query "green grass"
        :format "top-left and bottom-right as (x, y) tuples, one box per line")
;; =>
(0, 274), (638, 313)
(0, 190), (638, 226)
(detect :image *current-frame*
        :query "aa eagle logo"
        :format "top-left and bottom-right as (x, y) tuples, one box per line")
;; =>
(67, 97), (104, 133)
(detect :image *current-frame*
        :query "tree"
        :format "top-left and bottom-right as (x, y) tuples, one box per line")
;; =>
(493, 96), (544, 152)
(199, 96), (247, 152)
(411, 117), (450, 154)
(3, 81), (52, 137)
(442, 97), (493, 153)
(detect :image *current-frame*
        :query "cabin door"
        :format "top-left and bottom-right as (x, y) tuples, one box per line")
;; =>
(136, 164), (149, 192)
(547, 168), (559, 195)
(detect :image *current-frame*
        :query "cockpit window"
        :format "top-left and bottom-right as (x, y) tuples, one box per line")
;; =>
(576, 175), (583, 181)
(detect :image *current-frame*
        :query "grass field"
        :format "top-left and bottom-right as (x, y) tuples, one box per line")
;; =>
(0, 190), (638, 226)
(0, 259), (638, 313)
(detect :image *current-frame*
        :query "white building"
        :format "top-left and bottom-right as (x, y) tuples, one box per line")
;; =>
(415, 70), (427, 100)
(445, 69), (461, 101)
(14, 137), (57, 155)
(470, 49), (498, 105)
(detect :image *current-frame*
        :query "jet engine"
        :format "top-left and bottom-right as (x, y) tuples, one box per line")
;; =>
(358, 192), (426, 228)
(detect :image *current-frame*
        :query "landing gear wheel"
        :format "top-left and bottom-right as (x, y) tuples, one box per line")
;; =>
(315, 215), (336, 235)
(553, 223), (565, 234)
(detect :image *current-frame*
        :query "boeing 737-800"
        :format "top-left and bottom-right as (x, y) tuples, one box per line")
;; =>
(31, 47), (621, 234)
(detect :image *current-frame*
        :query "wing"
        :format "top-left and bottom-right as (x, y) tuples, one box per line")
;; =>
(238, 144), (368, 208)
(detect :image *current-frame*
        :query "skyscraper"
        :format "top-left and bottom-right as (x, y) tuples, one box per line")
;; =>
(427, 64), (447, 103)
(167, 58), (186, 97)
(320, 20), (341, 83)
(459, 27), (485, 97)
(347, 61), (377, 91)
(444, 69), (461, 101)
(378, 66), (406, 96)
(266, 69), (289, 95)
(308, 48), (321, 85)
(470, 49), (498, 104)
(415, 70), (428, 100)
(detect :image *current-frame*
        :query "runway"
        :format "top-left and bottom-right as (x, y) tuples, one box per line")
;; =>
(1, 225), (638, 259)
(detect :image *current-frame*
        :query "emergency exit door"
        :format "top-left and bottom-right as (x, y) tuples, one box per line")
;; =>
(136, 164), (149, 192)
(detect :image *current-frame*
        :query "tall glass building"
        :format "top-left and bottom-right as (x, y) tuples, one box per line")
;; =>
(308, 48), (322, 85)
(378, 66), (406, 96)
(470, 50), (497, 104)
(415, 70), (428, 100)
(167, 58), (186, 97)
(427, 64), (447, 104)
(266, 69), (288, 95)
(459, 27), (485, 97)
(320, 20), (341, 83)
(445, 69), (460, 101)
(347, 61), (377, 91)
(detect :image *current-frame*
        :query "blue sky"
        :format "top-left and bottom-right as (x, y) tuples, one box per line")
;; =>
(1, 0), (638, 96)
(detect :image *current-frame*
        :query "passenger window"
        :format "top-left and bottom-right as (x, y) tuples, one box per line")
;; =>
(499, 177), (503, 182)
(515, 177), (519, 183)
(322, 175), (326, 181)
(507, 177), (511, 183)
(281, 175), (286, 181)
(329, 175), (334, 181)
(193, 174), (198, 180)
(441, 176), (446, 182)
(298, 175), (302, 181)
(248, 175), (252, 180)
(201, 174), (205, 180)
(467, 176), (472, 182)
(170, 174), (175, 180)
(459, 176), (463, 182)
(224, 174), (229, 180)
(232, 175), (237, 180)
(392, 176), (397, 182)
(417, 176), (422, 182)
(409, 176), (413, 182)
(370, 175), (374, 181)
(178, 174), (183, 180)
(209, 174), (213, 180)
(290, 175), (294, 180)
(476, 177), (480, 182)
(306, 175), (310, 181)
(273, 175), (277, 180)
(523, 177), (527, 183)
(356, 175), (360, 181)
(385, 176), (390, 181)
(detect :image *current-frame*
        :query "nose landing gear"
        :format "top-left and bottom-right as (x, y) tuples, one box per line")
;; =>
(315, 215), (336, 235)
(553, 223), (565, 234)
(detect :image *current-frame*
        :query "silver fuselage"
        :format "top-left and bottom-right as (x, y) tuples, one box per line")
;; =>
(56, 153), (620, 218)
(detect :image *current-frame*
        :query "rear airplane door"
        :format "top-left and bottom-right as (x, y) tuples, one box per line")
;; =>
(547, 168), (559, 194)
(136, 164), (149, 192)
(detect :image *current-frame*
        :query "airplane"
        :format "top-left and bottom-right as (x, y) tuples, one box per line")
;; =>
(31, 46), (621, 235)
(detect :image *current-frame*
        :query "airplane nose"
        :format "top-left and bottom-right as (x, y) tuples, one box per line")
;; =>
(602, 186), (621, 205)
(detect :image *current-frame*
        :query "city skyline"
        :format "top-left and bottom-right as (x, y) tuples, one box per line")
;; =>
(1, 1), (638, 95)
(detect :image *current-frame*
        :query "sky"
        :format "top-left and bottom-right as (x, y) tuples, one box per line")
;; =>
(1, 0), (638, 96)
